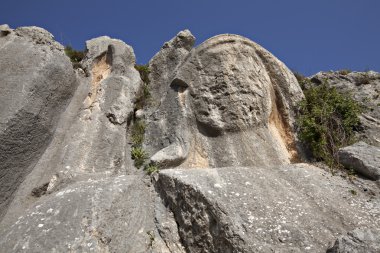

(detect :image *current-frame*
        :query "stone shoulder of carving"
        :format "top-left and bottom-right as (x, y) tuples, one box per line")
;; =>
(13, 26), (64, 51)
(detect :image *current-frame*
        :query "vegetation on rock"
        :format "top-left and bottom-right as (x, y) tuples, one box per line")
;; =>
(129, 65), (159, 173)
(135, 64), (150, 84)
(297, 79), (362, 169)
(64, 46), (85, 68)
(131, 146), (147, 169)
(134, 65), (152, 110)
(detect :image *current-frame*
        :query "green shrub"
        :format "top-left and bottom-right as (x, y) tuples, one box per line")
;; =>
(297, 81), (362, 169)
(131, 146), (147, 169)
(144, 163), (159, 175)
(134, 65), (152, 110)
(135, 64), (150, 84)
(64, 46), (85, 63)
(131, 120), (146, 147)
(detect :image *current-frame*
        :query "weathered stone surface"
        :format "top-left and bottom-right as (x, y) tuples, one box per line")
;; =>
(2, 27), (379, 253)
(0, 29), (183, 253)
(145, 34), (304, 168)
(338, 142), (380, 180)
(148, 29), (195, 107)
(0, 35), (142, 228)
(0, 175), (174, 253)
(327, 228), (380, 253)
(157, 164), (380, 252)
(310, 71), (380, 147)
(144, 30), (196, 168)
(0, 25), (78, 219)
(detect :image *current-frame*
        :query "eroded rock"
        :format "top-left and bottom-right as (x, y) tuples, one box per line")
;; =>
(0, 175), (170, 253)
(338, 142), (380, 180)
(327, 228), (380, 253)
(157, 165), (380, 252)
(0, 25), (78, 219)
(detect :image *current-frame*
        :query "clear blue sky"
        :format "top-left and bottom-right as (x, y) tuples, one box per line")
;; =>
(1, 0), (379, 75)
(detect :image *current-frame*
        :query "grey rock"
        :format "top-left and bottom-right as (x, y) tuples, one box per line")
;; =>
(146, 34), (304, 168)
(2, 27), (379, 253)
(83, 36), (136, 75)
(0, 35), (142, 228)
(143, 30), (195, 167)
(327, 228), (380, 253)
(0, 30), (181, 253)
(157, 164), (380, 253)
(0, 26), (78, 219)
(0, 175), (172, 253)
(338, 141), (380, 180)
(310, 71), (380, 147)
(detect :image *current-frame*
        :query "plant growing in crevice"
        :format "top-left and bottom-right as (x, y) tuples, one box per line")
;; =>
(144, 163), (159, 175)
(297, 81), (362, 170)
(135, 64), (150, 84)
(134, 65), (152, 110)
(129, 65), (156, 173)
(64, 46), (85, 69)
(131, 120), (146, 147)
(130, 118), (147, 169)
(131, 146), (147, 169)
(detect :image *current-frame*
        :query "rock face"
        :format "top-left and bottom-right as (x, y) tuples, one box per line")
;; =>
(310, 71), (380, 147)
(327, 228), (380, 253)
(0, 25), (78, 219)
(0, 27), (183, 253)
(338, 142), (380, 180)
(157, 165), (380, 253)
(0, 175), (172, 253)
(145, 33), (304, 169)
(1, 26), (380, 253)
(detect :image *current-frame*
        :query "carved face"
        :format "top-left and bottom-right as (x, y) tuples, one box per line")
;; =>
(176, 39), (273, 134)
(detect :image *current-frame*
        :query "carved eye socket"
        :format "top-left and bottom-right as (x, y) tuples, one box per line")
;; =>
(170, 78), (188, 91)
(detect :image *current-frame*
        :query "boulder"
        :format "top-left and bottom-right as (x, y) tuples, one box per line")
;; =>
(327, 228), (380, 253)
(145, 34), (304, 169)
(0, 25), (78, 219)
(338, 142), (380, 180)
(157, 164), (380, 252)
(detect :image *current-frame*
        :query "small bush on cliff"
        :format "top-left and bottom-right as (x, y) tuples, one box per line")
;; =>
(297, 81), (362, 169)
(144, 163), (159, 175)
(64, 46), (85, 69)
(64, 46), (85, 63)
(131, 146), (147, 169)
(134, 65), (151, 110)
(135, 64), (150, 84)
(131, 120), (146, 147)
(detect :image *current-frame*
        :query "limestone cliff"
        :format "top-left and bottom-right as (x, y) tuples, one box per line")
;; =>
(0, 25), (379, 253)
